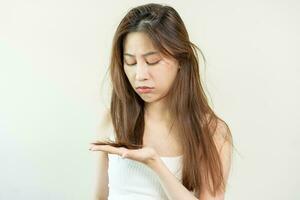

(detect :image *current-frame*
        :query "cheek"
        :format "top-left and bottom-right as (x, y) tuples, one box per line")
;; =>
(154, 63), (178, 89)
(124, 69), (134, 84)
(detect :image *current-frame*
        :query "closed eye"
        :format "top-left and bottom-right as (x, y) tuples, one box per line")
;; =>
(125, 60), (161, 66)
(126, 63), (136, 66)
(147, 60), (161, 65)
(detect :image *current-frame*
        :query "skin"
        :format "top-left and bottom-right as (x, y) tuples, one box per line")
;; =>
(122, 31), (182, 155)
(90, 32), (231, 200)
(123, 31), (180, 124)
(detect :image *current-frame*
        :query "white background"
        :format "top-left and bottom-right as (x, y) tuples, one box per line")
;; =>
(0, 0), (299, 199)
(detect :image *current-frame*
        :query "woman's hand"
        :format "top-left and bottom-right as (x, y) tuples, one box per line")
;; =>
(89, 143), (160, 166)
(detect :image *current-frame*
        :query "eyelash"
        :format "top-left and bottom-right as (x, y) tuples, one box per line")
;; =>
(126, 60), (161, 66)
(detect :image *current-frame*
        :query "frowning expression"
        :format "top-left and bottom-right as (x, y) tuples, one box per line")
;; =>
(123, 32), (180, 102)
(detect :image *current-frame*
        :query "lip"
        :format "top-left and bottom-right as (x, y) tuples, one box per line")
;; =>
(136, 87), (154, 94)
(136, 86), (154, 89)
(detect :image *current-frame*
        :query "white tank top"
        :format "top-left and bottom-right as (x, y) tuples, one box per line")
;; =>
(107, 132), (194, 200)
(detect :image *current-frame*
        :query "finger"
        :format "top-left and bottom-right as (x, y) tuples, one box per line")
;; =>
(90, 145), (126, 156)
(90, 145), (116, 153)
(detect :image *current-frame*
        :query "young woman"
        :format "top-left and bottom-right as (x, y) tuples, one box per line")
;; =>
(89, 3), (234, 200)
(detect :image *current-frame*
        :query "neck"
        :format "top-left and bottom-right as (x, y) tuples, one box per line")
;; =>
(144, 100), (179, 140)
(144, 100), (172, 124)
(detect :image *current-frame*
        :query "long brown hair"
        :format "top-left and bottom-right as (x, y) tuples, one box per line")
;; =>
(98, 3), (234, 197)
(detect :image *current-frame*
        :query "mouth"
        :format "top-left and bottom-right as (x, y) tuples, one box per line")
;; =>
(136, 87), (154, 93)
(136, 86), (154, 89)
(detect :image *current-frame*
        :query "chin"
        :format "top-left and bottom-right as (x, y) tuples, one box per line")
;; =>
(140, 94), (164, 104)
(138, 94), (154, 102)
(140, 97), (154, 103)
(142, 99), (156, 103)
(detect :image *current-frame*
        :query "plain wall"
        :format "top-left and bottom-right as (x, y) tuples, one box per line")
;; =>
(0, 0), (299, 199)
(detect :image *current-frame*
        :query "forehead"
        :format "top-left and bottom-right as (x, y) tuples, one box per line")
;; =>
(123, 32), (158, 55)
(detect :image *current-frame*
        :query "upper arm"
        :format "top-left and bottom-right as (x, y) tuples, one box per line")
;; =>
(93, 109), (112, 200)
(212, 120), (233, 181)
(93, 152), (109, 200)
(199, 119), (233, 200)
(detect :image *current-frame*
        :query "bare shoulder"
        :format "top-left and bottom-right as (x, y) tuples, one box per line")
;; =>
(213, 119), (233, 149)
(206, 114), (233, 153)
(96, 108), (113, 140)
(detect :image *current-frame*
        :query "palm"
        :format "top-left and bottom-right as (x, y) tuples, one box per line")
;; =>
(90, 144), (158, 165)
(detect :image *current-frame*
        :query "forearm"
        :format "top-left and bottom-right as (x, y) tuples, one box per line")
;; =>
(147, 157), (198, 200)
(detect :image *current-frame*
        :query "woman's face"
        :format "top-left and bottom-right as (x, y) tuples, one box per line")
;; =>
(123, 32), (180, 103)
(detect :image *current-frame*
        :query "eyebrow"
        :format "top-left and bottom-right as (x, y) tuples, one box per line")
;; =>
(123, 51), (159, 57)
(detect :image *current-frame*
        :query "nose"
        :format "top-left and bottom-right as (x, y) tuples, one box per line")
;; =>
(136, 62), (150, 81)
